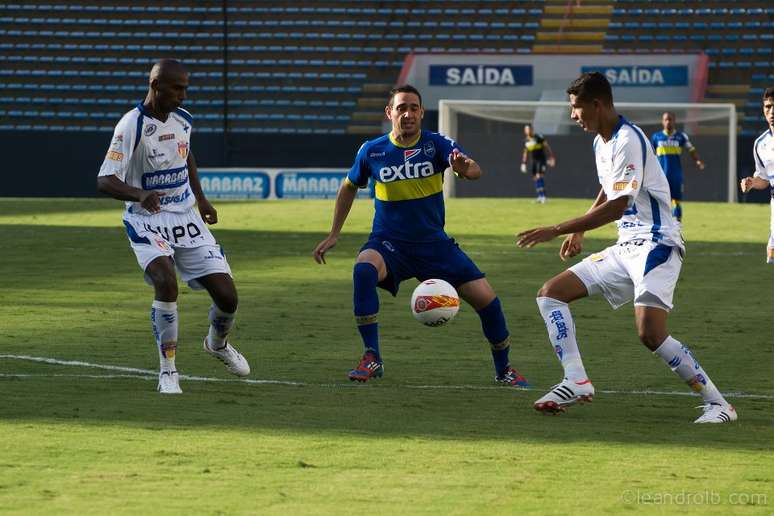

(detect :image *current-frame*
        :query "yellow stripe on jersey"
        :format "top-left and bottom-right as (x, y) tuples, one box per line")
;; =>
(656, 146), (683, 156)
(525, 142), (544, 151)
(375, 173), (443, 201)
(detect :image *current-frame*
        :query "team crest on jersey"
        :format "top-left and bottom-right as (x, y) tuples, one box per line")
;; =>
(178, 141), (189, 159)
(423, 141), (436, 158)
(144, 123), (157, 137)
(404, 148), (421, 161)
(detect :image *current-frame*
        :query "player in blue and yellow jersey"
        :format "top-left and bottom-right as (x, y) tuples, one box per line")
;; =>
(520, 124), (556, 203)
(313, 85), (528, 387)
(651, 112), (705, 221)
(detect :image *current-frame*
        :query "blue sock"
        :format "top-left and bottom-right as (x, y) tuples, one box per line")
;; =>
(353, 262), (380, 358)
(477, 297), (510, 375)
(535, 177), (545, 197)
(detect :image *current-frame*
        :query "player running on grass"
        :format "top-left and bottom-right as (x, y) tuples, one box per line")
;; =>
(516, 72), (736, 423)
(97, 59), (249, 394)
(739, 87), (774, 262)
(313, 84), (528, 387)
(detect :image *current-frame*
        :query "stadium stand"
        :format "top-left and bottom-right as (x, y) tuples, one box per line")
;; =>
(0, 0), (771, 135)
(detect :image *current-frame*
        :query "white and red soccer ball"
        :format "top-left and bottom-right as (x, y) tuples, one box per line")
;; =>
(410, 279), (460, 327)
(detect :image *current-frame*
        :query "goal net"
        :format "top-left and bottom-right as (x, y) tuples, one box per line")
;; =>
(438, 100), (737, 202)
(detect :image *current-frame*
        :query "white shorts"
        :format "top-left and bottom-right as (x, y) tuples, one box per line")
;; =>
(569, 239), (684, 311)
(123, 207), (231, 290)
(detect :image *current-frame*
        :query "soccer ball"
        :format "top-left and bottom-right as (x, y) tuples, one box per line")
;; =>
(410, 279), (460, 327)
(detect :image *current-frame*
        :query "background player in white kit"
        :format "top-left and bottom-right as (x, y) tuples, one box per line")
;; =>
(97, 59), (249, 394)
(517, 72), (737, 423)
(740, 87), (774, 262)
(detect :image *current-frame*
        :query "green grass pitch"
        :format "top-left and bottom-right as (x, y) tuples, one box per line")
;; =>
(1, 197), (772, 514)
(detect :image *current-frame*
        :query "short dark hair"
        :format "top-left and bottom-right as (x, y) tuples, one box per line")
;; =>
(388, 84), (422, 107)
(764, 87), (774, 101)
(566, 72), (613, 105)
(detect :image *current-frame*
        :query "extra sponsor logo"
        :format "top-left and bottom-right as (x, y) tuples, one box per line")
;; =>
(158, 133), (175, 142)
(379, 161), (434, 183)
(107, 150), (123, 161)
(625, 164), (636, 173)
(369, 151), (386, 158)
(581, 65), (688, 87)
(429, 65), (533, 86)
(144, 123), (157, 136)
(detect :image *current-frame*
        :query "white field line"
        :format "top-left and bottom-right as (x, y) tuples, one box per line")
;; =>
(2, 354), (773, 400)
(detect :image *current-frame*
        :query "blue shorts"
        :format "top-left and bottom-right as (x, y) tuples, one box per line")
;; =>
(665, 171), (684, 201)
(360, 236), (485, 296)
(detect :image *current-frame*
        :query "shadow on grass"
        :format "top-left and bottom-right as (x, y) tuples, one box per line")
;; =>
(1, 225), (773, 450)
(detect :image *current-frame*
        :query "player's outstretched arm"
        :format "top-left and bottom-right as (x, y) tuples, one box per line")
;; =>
(517, 191), (627, 249)
(740, 176), (770, 193)
(187, 151), (217, 224)
(558, 188), (605, 260)
(449, 149), (482, 180)
(545, 141), (556, 167)
(97, 175), (165, 214)
(313, 180), (358, 264)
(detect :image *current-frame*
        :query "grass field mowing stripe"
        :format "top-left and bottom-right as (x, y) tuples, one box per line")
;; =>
(4, 354), (773, 400)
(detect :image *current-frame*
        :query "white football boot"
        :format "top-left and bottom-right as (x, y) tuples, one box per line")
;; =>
(534, 378), (594, 414)
(158, 370), (182, 394)
(694, 402), (738, 424)
(203, 338), (250, 377)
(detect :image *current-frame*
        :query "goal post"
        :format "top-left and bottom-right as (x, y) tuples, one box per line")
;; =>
(438, 100), (737, 203)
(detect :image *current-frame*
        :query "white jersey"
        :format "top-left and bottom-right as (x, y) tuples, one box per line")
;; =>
(98, 103), (194, 215)
(753, 128), (774, 186)
(593, 116), (682, 249)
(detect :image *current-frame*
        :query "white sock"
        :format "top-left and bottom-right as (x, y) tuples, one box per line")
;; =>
(654, 336), (724, 404)
(537, 297), (588, 381)
(207, 304), (235, 350)
(151, 300), (178, 372)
